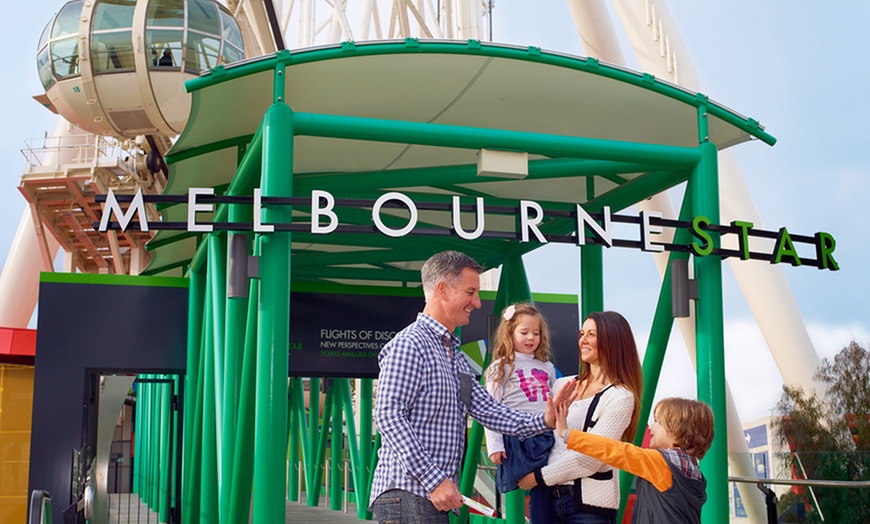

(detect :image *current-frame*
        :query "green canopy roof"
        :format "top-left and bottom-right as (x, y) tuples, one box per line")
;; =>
(145, 39), (773, 284)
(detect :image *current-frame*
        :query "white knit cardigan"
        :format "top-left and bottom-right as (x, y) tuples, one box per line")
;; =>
(539, 376), (635, 512)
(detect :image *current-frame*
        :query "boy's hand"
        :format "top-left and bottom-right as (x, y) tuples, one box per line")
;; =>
(555, 402), (569, 440)
(489, 451), (506, 465)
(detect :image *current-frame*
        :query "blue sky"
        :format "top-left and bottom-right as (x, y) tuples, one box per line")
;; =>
(1, 1), (866, 422)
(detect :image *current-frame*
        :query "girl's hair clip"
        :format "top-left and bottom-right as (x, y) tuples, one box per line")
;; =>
(502, 304), (517, 321)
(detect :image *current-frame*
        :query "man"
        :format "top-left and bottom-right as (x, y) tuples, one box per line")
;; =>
(370, 250), (566, 522)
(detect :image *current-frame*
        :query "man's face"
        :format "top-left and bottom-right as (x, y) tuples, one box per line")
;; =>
(441, 267), (482, 330)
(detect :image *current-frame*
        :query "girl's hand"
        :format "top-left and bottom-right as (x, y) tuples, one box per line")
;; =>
(489, 451), (506, 465)
(544, 380), (578, 428)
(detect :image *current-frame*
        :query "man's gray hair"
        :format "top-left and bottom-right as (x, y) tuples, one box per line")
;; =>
(421, 251), (483, 302)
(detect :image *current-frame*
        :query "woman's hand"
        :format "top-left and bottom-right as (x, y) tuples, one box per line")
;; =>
(489, 451), (506, 465)
(517, 472), (537, 490)
(544, 380), (579, 428)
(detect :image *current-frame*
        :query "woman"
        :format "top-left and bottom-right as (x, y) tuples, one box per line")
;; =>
(518, 311), (643, 523)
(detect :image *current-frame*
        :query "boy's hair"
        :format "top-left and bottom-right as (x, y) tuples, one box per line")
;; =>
(654, 398), (715, 459)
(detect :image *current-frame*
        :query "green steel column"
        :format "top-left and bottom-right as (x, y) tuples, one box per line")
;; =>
(459, 254), (532, 524)
(338, 379), (363, 510)
(185, 314), (208, 522)
(159, 380), (170, 522)
(692, 142), (728, 521)
(253, 98), (293, 523)
(222, 211), (249, 521)
(580, 245), (604, 318)
(581, 176), (604, 318)
(311, 385), (335, 505)
(329, 381), (343, 510)
(228, 263), (260, 524)
(288, 377), (301, 501)
(183, 269), (205, 521)
(133, 381), (143, 497)
(307, 377), (321, 505)
(358, 378), (373, 519)
(207, 234), (227, 499)
(200, 281), (219, 522)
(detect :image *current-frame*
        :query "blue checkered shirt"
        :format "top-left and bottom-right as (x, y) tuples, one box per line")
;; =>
(370, 313), (549, 506)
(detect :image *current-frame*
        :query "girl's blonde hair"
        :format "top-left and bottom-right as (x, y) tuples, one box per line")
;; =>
(484, 302), (551, 391)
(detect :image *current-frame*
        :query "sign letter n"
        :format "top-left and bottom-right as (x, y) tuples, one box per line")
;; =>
(98, 188), (149, 233)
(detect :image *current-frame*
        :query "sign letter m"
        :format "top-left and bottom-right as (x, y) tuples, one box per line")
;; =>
(98, 188), (149, 233)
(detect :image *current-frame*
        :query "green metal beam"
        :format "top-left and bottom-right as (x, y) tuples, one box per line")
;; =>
(291, 112), (701, 168)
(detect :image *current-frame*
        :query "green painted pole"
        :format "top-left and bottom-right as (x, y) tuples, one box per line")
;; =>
(307, 377), (321, 505)
(338, 380), (363, 508)
(692, 142), (728, 521)
(133, 381), (143, 498)
(171, 375), (180, 515)
(288, 377), (301, 502)
(581, 175), (605, 319)
(149, 379), (158, 509)
(207, 234), (227, 502)
(329, 382), (343, 511)
(200, 280), (220, 522)
(253, 97), (293, 523)
(160, 381), (170, 522)
(580, 244), (604, 318)
(185, 317), (208, 522)
(291, 112), (701, 168)
(459, 255), (533, 524)
(183, 269), (205, 521)
(222, 216), (249, 521)
(228, 263), (261, 524)
(358, 379), (373, 519)
(311, 385), (335, 505)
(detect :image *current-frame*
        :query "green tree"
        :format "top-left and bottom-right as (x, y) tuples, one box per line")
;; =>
(771, 341), (870, 523)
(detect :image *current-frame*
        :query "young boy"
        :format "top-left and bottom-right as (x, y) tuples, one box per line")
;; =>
(554, 397), (714, 524)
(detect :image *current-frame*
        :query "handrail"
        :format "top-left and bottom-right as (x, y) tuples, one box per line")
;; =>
(729, 475), (870, 489)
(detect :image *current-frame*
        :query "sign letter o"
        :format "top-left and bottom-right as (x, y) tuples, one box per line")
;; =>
(373, 192), (418, 237)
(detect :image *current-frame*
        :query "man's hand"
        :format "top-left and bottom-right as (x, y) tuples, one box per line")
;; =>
(489, 451), (506, 465)
(517, 472), (537, 490)
(429, 478), (464, 512)
(544, 380), (579, 428)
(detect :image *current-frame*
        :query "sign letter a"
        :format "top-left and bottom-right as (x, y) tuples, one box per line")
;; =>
(98, 188), (149, 232)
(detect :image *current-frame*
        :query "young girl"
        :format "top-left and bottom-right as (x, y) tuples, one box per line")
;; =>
(484, 302), (557, 521)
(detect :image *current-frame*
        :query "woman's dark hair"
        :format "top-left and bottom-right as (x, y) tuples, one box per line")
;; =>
(577, 311), (643, 442)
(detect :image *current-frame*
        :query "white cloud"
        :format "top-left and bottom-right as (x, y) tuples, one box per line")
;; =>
(633, 317), (870, 425)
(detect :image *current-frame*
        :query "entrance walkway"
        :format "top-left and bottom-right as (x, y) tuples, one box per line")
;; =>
(285, 500), (366, 522)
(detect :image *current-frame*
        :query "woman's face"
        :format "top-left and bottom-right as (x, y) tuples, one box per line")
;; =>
(578, 317), (599, 365)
